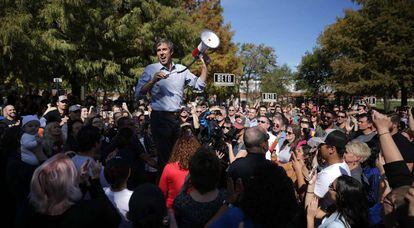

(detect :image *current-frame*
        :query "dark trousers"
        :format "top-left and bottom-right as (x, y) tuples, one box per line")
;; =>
(150, 111), (180, 174)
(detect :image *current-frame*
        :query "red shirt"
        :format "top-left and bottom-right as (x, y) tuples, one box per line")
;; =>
(158, 162), (189, 208)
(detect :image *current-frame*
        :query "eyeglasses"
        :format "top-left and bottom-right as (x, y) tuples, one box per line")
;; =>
(258, 120), (268, 124)
(222, 126), (231, 130)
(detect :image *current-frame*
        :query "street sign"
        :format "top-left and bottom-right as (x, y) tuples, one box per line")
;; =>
(214, 73), (235, 86)
(53, 78), (62, 83)
(262, 93), (277, 102)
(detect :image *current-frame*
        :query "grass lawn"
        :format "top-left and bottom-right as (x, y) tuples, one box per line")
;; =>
(373, 100), (414, 111)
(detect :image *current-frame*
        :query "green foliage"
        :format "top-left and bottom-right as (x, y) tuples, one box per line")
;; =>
(0, 0), (240, 98)
(182, 0), (241, 100)
(317, 0), (414, 105)
(296, 48), (333, 95)
(261, 64), (295, 95)
(239, 43), (277, 101)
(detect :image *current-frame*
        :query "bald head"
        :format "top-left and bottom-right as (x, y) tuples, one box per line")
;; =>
(3, 105), (16, 120)
(244, 126), (267, 150)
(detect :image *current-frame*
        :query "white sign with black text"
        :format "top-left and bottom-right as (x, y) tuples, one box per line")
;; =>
(262, 93), (277, 102)
(53, 78), (62, 83)
(214, 73), (235, 86)
(364, 96), (377, 106)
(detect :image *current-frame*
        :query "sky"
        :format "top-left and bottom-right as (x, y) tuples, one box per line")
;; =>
(221, 0), (360, 70)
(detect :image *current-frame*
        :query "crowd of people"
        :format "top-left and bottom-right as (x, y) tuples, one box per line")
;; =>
(1, 39), (414, 228)
(1, 91), (414, 227)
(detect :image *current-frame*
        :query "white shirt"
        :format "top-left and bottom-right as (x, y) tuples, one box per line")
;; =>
(104, 188), (134, 228)
(265, 132), (277, 160)
(314, 162), (351, 198)
(318, 212), (350, 228)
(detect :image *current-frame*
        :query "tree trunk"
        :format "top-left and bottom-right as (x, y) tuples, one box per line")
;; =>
(383, 94), (391, 112)
(245, 78), (250, 103)
(70, 75), (81, 98)
(401, 84), (408, 107)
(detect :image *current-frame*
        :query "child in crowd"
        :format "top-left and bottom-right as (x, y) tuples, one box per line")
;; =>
(20, 115), (46, 165)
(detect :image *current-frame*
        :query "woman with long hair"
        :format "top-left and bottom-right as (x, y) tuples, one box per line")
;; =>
(173, 147), (226, 228)
(64, 119), (84, 152)
(276, 125), (302, 182)
(310, 111), (324, 137)
(158, 124), (201, 209)
(42, 122), (64, 157)
(307, 175), (369, 228)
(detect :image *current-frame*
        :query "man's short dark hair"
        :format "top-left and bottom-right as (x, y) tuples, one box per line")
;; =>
(389, 113), (400, 126)
(189, 147), (221, 194)
(117, 116), (133, 129)
(337, 110), (347, 116)
(325, 110), (337, 117)
(104, 157), (130, 189)
(244, 127), (266, 149)
(77, 126), (101, 152)
(155, 38), (174, 53)
(357, 113), (373, 123)
(259, 105), (267, 110)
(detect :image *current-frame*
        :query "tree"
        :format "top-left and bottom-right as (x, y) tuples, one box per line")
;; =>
(239, 43), (277, 102)
(261, 64), (295, 96)
(296, 48), (333, 95)
(318, 0), (414, 110)
(0, 0), (241, 100)
(180, 0), (241, 101)
(37, 0), (200, 97)
(0, 0), (204, 97)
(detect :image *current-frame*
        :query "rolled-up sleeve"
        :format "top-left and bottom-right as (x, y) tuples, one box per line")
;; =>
(184, 70), (206, 91)
(135, 70), (152, 98)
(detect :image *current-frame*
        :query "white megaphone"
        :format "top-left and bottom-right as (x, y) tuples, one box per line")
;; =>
(175, 29), (220, 74)
(192, 29), (220, 58)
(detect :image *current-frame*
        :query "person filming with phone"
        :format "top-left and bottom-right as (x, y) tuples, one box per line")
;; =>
(135, 39), (208, 173)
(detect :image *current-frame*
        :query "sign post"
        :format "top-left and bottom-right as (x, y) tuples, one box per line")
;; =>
(53, 78), (62, 96)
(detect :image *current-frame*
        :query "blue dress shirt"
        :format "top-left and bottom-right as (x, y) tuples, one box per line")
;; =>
(135, 62), (206, 112)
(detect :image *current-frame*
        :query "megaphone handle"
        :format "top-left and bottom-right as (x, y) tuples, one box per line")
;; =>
(177, 58), (198, 73)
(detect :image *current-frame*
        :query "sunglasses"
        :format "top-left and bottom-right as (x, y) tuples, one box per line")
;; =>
(222, 126), (231, 130)
(196, 111), (202, 113)
(258, 120), (268, 124)
(287, 131), (294, 135)
(229, 109), (235, 111)
(338, 115), (346, 118)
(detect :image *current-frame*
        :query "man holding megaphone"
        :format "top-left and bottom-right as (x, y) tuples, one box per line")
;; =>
(135, 38), (208, 173)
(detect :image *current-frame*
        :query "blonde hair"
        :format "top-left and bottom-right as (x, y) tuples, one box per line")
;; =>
(29, 153), (82, 215)
(42, 122), (64, 157)
(345, 141), (371, 162)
